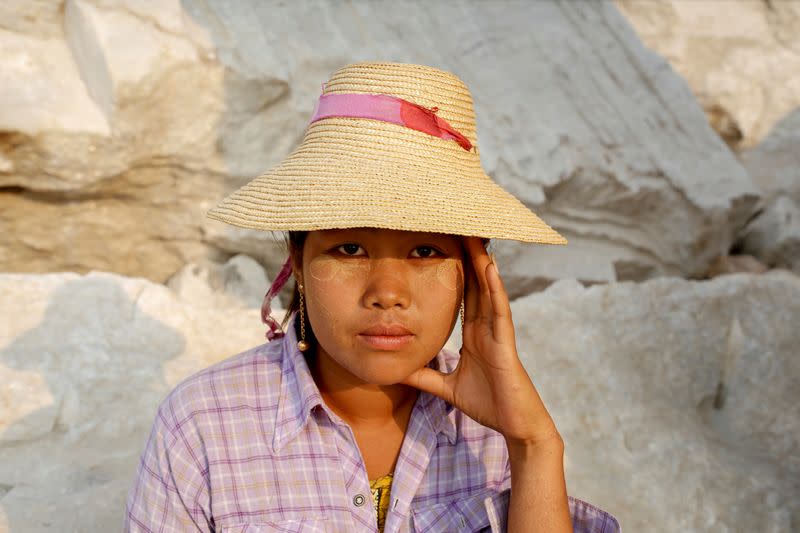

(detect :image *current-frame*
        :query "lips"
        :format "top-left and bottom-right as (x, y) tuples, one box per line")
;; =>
(357, 323), (414, 350)
(359, 324), (413, 336)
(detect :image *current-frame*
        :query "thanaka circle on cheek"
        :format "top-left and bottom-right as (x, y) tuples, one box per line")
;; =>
(308, 257), (342, 282)
(435, 260), (460, 291)
(407, 261), (459, 292)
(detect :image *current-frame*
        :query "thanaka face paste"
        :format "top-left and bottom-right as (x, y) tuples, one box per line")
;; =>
(309, 256), (461, 294)
(308, 256), (372, 282)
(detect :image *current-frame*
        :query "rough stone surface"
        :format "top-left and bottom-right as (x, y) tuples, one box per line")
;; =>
(738, 109), (800, 273)
(0, 271), (269, 532)
(512, 271), (799, 532)
(616, 0), (800, 150)
(1, 270), (798, 531)
(1, 0), (758, 292)
(201, 222), (293, 292)
(166, 253), (273, 310)
(0, 1), (63, 38)
(0, 28), (109, 136)
(706, 253), (769, 277)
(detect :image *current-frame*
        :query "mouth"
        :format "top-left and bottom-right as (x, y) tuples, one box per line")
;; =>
(357, 323), (414, 351)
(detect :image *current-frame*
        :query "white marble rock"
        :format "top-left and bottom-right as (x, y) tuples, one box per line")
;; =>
(617, 0), (800, 150)
(739, 109), (800, 273)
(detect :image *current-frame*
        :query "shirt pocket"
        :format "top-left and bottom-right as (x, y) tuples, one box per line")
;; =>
(411, 490), (509, 532)
(219, 517), (329, 533)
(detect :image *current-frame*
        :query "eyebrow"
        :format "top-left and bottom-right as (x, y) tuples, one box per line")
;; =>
(316, 231), (462, 251)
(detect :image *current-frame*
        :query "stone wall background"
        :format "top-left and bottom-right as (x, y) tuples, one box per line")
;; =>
(0, 0), (798, 531)
(617, 0), (800, 279)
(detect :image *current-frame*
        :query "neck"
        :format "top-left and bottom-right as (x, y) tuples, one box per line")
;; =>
(309, 348), (420, 429)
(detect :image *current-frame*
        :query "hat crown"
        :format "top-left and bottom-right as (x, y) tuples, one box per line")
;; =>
(321, 61), (479, 151)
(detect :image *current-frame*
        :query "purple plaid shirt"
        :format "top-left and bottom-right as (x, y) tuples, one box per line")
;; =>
(125, 314), (621, 532)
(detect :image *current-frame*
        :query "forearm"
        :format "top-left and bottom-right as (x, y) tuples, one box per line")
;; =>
(506, 437), (572, 533)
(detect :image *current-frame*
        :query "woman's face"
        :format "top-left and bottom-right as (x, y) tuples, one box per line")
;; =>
(296, 228), (465, 386)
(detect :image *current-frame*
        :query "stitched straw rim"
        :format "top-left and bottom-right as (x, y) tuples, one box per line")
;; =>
(207, 61), (568, 244)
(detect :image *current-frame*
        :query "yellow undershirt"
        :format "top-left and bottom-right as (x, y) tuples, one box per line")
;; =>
(369, 473), (393, 532)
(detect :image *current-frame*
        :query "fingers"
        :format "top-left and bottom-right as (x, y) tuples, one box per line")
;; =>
(462, 237), (516, 345)
(462, 247), (480, 323)
(463, 237), (493, 322)
(400, 367), (453, 403)
(466, 237), (491, 293)
(486, 259), (515, 344)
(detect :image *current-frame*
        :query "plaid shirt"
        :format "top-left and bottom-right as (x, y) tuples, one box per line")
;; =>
(125, 314), (621, 532)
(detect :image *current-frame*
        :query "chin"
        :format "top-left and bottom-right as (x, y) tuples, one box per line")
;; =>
(353, 359), (421, 386)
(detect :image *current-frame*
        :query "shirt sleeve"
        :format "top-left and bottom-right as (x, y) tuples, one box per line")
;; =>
(484, 490), (621, 533)
(124, 400), (212, 532)
(484, 456), (622, 532)
(567, 495), (622, 533)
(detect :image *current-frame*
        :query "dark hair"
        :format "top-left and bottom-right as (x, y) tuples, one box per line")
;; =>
(280, 231), (318, 351)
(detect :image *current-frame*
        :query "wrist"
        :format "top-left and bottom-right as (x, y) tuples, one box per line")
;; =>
(505, 433), (564, 461)
(506, 435), (565, 488)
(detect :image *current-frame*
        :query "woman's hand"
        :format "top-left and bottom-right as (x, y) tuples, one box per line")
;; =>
(401, 237), (562, 448)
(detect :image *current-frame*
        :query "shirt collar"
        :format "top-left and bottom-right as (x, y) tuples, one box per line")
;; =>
(272, 312), (458, 452)
(272, 312), (328, 453)
(420, 350), (458, 445)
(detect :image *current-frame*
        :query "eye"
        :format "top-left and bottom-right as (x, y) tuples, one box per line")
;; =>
(336, 243), (365, 256)
(410, 245), (442, 258)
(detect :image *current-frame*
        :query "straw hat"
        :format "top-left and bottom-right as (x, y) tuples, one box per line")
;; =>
(206, 60), (567, 245)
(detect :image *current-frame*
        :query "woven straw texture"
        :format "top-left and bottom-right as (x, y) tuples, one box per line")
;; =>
(207, 61), (567, 244)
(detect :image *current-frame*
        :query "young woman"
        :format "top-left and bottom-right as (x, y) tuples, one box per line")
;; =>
(125, 61), (620, 532)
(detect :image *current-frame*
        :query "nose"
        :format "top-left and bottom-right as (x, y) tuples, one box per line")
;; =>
(362, 258), (412, 310)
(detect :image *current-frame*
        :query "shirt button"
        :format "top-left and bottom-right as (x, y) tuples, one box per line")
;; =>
(353, 493), (366, 507)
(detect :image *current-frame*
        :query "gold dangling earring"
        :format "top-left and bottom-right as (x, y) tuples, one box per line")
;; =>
(459, 297), (465, 337)
(297, 282), (309, 352)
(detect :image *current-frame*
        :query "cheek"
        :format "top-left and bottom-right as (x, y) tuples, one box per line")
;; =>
(412, 261), (463, 348)
(435, 260), (460, 292)
(306, 260), (340, 328)
(309, 257), (372, 282)
(412, 259), (462, 321)
(414, 259), (460, 294)
(306, 259), (372, 339)
(308, 257), (341, 282)
(306, 289), (343, 353)
(337, 260), (373, 280)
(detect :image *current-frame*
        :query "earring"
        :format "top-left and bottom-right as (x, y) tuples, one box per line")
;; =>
(297, 282), (309, 352)
(459, 297), (465, 337)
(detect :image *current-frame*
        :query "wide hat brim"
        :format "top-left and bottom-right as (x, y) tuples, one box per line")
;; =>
(207, 62), (568, 245)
